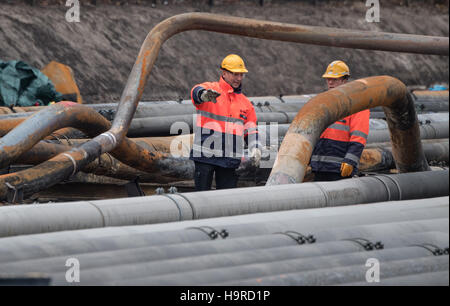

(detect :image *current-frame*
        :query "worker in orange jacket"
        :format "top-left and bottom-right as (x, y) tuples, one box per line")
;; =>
(311, 60), (370, 181)
(190, 54), (261, 191)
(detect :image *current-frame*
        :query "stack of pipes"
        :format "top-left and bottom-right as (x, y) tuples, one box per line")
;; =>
(0, 195), (447, 285)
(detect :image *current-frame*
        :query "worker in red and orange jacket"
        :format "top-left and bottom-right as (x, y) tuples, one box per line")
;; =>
(311, 60), (370, 181)
(190, 54), (261, 191)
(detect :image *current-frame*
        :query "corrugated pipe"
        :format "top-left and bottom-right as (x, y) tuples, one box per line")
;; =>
(267, 76), (431, 185)
(0, 170), (447, 237)
(259, 120), (449, 146)
(2, 230), (446, 285)
(0, 13), (445, 201)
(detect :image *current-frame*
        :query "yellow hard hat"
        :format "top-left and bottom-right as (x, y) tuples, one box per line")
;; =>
(221, 54), (248, 73)
(322, 60), (350, 79)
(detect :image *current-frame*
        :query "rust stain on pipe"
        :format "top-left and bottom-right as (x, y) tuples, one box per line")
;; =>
(267, 76), (430, 185)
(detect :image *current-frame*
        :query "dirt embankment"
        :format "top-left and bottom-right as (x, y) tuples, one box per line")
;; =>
(0, 1), (448, 103)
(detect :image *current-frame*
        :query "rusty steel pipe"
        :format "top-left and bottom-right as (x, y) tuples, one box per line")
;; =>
(13, 141), (190, 184)
(0, 117), (84, 138)
(267, 76), (431, 185)
(0, 103), (184, 199)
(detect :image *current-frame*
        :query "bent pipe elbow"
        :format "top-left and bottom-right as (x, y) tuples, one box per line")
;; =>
(266, 76), (431, 186)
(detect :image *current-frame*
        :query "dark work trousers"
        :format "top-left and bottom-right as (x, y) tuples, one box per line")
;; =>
(194, 161), (239, 191)
(313, 171), (350, 182)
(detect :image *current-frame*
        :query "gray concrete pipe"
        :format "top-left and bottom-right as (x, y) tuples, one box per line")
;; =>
(0, 196), (445, 255)
(0, 200), (446, 267)
(0, 170), (447, 238)
(105, 196), (448, 234)
(341, 271), (449, 286)
(0, 209), (446, 265)
(367, 121), (449, 143)
(49, 232), (450, 285)
(0, 200), (446, 265)
(4, 231), (442, 283)
(113, 247), (448, 286)
(123, 111), (425, 137)
(259, 120), (448, 146)
(216, 256), (449, 286)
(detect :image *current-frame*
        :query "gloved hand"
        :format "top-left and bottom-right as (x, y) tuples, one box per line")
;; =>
(340, 162), (354, 177)
(249, 147), (262, 167)
(200, 89), (221, 103)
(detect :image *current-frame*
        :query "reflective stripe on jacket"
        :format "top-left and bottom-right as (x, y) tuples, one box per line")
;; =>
(190, 77), (259, 168)
(310, 110), (370, 175)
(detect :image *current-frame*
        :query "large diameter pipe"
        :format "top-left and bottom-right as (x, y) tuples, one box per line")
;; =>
(13, 137), (446, 183)
(260, 120), (449, 146)
(6, 13), (444, 201)
(113, 246), (448, 286)
(367, 121), (449, 143)
(2, 230), (444, 279)
(0, 205), (446, 269)
(14, 232), (450, 285)
(0, 171), (447, 237)
(267, 76), (430, 185)
(0, 199), (446, 262)
(55, 246), (443, 285)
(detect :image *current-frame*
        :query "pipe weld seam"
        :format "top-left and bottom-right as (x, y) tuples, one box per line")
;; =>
(62, 153), (77, 177)
(174, 192), (197, 220)
(160, 194), (184, 221)
(312, 182), (329, 208)
(370, 175), (392, 202)
(100, 132), (117, 146)
(377, 174), (403, 200)
(86, 201), (107, 228)
(278, 111), (290, 124)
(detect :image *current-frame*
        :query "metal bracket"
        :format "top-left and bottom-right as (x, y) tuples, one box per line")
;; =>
(411, 244), (449, 256)
(5, 182), (24, 204)
(276, 231), (316, 245)
(343, 238), (384, 251)
(187, 226), (229, 240)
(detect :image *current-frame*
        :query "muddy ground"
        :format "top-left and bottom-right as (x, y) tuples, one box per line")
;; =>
(0, 0), (448, 104)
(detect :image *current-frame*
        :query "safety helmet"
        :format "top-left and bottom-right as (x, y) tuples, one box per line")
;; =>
(322, 60), (350, 79)
(221, 54), (248, 73)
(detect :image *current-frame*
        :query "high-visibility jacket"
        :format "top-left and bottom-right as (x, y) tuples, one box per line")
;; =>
(310, 110), (370, 176)
(190, 77), (259, 168)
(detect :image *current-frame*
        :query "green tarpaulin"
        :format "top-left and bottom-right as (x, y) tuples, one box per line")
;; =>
(0, 60), (62, 107)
